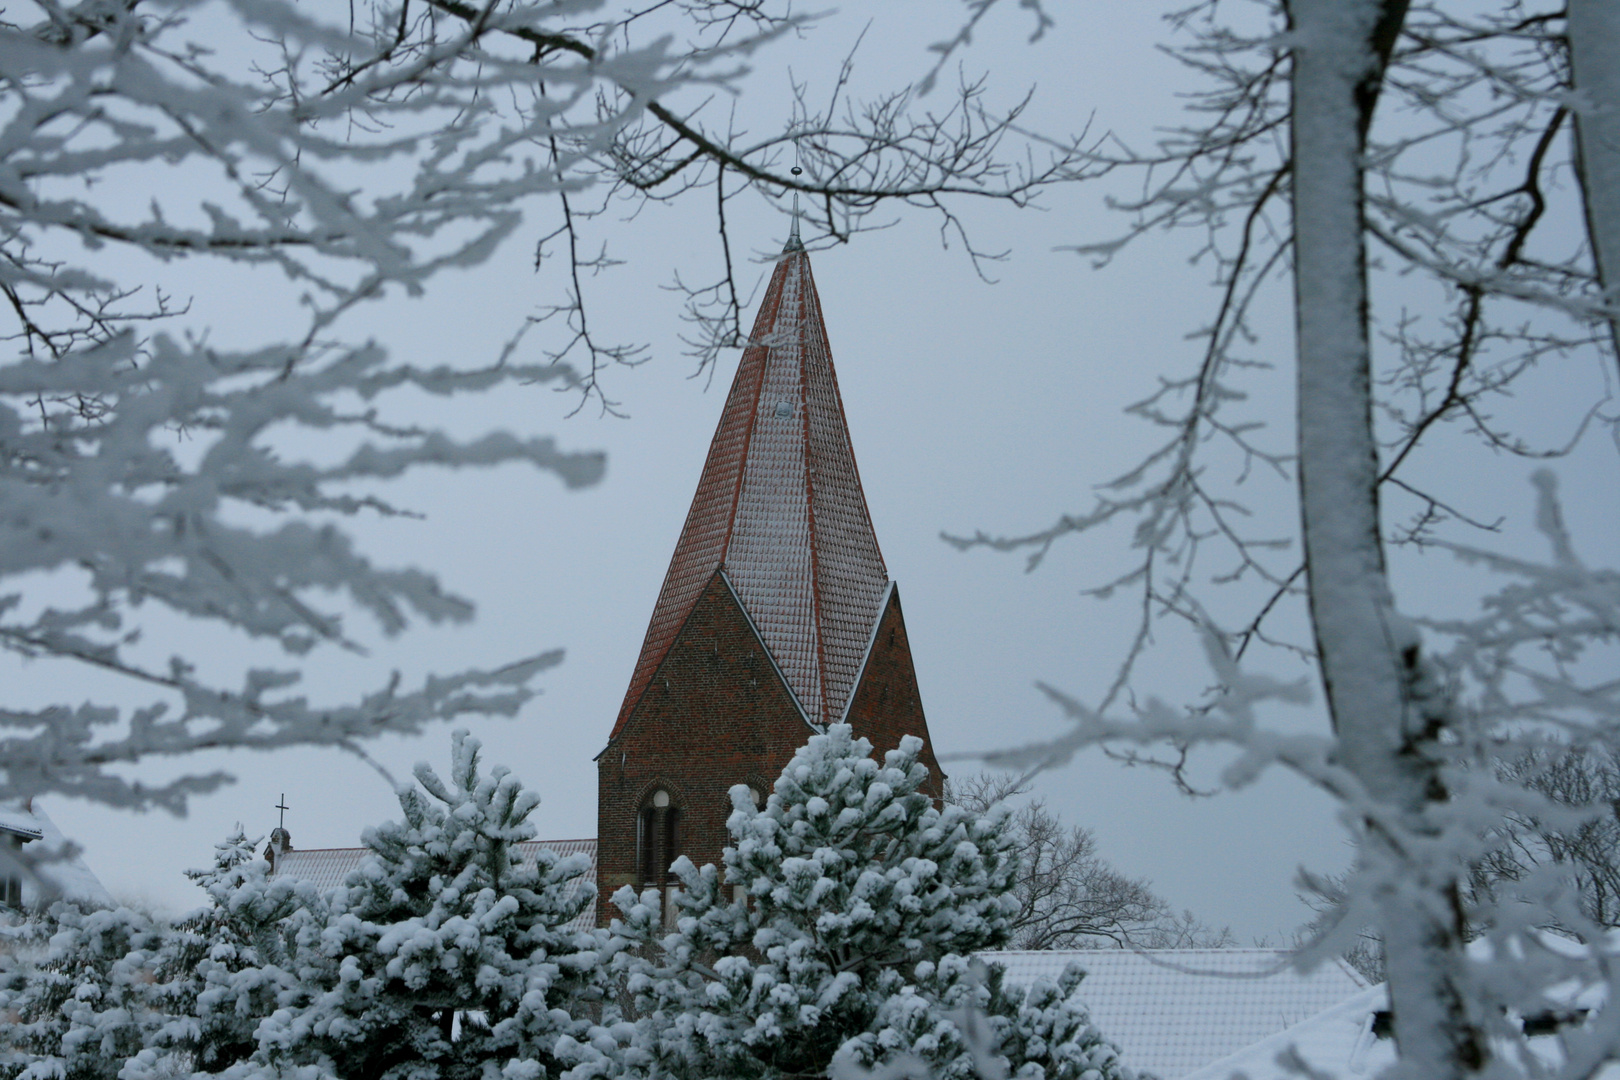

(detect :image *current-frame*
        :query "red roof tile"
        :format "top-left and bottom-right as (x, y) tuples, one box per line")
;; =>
(612, 245), (890, 733)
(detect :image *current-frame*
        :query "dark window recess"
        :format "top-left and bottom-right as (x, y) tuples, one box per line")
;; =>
(636, 792), (682, 887)
(2, 834), (29, 909)
(637, 807), (657, 885)
(664, 808), (681, 874)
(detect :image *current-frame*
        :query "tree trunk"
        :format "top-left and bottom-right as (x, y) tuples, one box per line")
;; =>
(1569, 0), (1620, 366)
(1287, 0), (1486, 1075)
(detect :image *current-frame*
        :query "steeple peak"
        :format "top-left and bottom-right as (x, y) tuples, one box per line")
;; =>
(611, 245), (889, 732)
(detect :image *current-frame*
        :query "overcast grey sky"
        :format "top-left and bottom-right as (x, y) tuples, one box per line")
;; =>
(19, 0), (1619, 946)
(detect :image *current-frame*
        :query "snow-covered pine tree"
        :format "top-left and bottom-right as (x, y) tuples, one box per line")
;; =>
(613, 724), (1131, 1080)
(178, 828), (326, 1075)
(241, 730), (618, 1080)
(981, 965), (1138, 1080)
(0, 902), (197, 1080)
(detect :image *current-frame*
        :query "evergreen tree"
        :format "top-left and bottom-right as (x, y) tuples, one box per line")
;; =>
(182, 828), (324, 1075)
(614, 725), (1131, 1080)
(237, 730), (618, 1080)
(0, 903), (196, 1080)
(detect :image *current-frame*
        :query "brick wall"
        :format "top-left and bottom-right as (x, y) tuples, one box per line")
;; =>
(596, 572), (811, 924)
(596, 571), (942, 925)
(841, 586), (944, 797)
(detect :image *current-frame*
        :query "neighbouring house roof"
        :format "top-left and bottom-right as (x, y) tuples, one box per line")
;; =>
(1181, 974), (1620, 1080)
(1181, 985), (1391, 1080)
(981, 948), (1368, 1080)
(0, 807), (44, 844)
(611, 239), (891, 734)
(0, 803), (114, 909)
(272, 838), (598, 933)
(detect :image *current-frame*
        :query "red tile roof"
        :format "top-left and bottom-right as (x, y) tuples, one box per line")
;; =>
(612, 244), (890, 734)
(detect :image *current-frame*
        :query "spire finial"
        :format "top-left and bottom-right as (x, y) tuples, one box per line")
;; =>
(785, 139), (804, 252)
(276, 793), (289, 829)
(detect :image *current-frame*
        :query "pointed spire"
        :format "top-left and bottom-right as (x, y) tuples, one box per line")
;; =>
(612, 245), (889, 733)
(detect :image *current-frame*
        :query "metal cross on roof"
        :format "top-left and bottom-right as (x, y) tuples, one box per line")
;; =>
(275, 794), (289, 830)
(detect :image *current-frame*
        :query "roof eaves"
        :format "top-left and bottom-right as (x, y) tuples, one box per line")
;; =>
(716, 296), (774, 570)
(719, 568), (818, 733)
(0, 806), (43, 843)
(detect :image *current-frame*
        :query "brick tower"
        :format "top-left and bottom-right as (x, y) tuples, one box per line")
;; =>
(595, 236), (942, 922)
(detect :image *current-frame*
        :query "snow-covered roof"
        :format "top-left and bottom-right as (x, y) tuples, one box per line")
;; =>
(273, 838), (598, 932)
(0, 803), (114, 909)
(0, 807), (44, 843)
(611, 241), (891, 732)
(1180, 984), (1390, 1080)
(981, 948), (1368, 1080)
(1181, 972), (1620, 1080)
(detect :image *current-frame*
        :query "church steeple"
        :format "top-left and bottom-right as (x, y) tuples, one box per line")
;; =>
(612, 245), (891, 730)
(597, 244), (938, 924)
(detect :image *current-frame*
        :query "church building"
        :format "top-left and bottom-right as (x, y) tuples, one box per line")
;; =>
(272, 232), (941, 928)
(257, 242), (1385, 1080)
(592, 230), (940, 922)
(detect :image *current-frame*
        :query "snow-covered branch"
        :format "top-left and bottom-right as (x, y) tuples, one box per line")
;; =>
(0, 0), (1091, 814)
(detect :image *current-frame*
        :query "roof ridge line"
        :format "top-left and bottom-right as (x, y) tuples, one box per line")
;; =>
(717, 257), (784, 566)
(794, 264), (829, 725)
(800, 262), (889, 577)
(836, 579), (897, 728)
(718, 567), (819, 732)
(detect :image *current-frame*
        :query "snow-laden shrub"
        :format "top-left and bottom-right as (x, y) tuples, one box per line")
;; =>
(214, 731), (621, 1080)
(0, 902), (198, 1080)
(613, 724), (1131, 1080)
(1, 735), (622, 1080)
(180, 828), (326, 1074)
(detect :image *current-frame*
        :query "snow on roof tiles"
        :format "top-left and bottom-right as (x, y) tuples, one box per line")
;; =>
(273, 838), (598, 933)
(612, 244), (889, 733)
(0, 807), (43, 842)
(981, 948), (1368, 1080)
(1180, 985), (1390, 1080)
